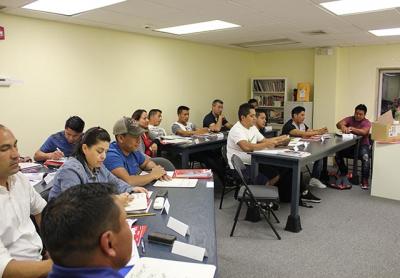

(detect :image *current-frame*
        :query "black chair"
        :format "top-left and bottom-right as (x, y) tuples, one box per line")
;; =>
(337, 135), (374, 181)
(219, 145), (241, 209)
(230, 154), (281, 240)
(150, 157), (176, 171)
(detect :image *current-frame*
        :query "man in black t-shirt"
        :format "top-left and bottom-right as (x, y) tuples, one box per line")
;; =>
(203, 99), (232, 132)
(281, 106), (329, 203)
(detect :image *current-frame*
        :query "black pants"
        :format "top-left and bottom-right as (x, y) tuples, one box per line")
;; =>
(335, 144), (370, 180)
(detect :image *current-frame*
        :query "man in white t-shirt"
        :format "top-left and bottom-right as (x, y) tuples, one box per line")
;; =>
(148, 109), (167, 140)
(171, 106), (208, 137)
(227, 103), (289, 186)
(0, 125), (52, 278)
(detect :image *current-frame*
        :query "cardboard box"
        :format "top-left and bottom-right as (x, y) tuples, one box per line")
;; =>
(297, 82), (311, 101)
(371, 110), (400, 141)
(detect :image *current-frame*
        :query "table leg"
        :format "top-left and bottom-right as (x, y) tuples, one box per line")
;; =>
(285, 164), (302, 233)
(320, 157), (329, 184)
(250, 159), (259, 182)
(181, 152), (190, 169)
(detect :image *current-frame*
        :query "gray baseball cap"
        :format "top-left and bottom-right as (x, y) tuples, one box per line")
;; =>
(113, 117), (145, 137)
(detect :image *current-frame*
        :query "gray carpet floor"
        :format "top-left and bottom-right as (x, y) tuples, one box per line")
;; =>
(215, 184), (400, 278)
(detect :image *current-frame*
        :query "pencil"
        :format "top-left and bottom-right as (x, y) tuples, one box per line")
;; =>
(126, 212), (156, 218)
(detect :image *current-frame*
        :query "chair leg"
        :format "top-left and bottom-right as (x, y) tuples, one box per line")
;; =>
(259, 206), (281, 240)
(270, 209), (280, 223)
(219, 184), (226, 209)
(230, 198), (244, 237)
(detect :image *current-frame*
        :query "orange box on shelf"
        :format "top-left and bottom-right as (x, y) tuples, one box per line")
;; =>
(297, 82), (311, 101)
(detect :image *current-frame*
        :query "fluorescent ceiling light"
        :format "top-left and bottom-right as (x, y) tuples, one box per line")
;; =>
(155, 20), (240, 35)
(22, 0), (126, 16)
(320, 0), (400, 15)
(369, 28), (400, 36)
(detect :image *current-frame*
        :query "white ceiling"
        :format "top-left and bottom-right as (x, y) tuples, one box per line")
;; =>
(1, 0), (400, 52)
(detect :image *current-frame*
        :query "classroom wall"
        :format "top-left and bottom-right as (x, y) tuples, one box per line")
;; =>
(252, 49), (315, 97)
(0, 14), (254, 156)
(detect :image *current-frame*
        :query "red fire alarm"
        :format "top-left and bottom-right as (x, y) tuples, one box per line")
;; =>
(0, 26), (5, 40)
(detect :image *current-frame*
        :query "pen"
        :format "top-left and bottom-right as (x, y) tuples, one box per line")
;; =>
(141, 238), (145, 253)
(126, 212), (156, 218)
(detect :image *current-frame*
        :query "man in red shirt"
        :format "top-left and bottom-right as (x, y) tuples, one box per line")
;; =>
(335, 104), (372, 190)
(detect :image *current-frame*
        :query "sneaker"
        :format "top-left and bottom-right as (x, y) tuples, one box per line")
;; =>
(341, 176), (352, 190)
(309, 177), (327, 189)
(330, 176), (344, 190)
(301, 190), (321, 203)
(361, 178), (369, 190)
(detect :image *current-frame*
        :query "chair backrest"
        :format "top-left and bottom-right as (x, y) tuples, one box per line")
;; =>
(150, 157), (176, 171)
(231, 154), (257, 200)
(221, 145), (229, 165)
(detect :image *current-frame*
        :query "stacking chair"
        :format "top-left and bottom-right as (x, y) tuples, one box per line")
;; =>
(151, 157), (176, 171)
(230, 154), (281, 240)
(219, 145), (241, 209)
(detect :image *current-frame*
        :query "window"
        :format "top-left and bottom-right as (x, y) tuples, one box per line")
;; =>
(378, 69), (400, 120)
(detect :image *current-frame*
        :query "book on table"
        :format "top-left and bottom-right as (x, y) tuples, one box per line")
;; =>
(125, 192), (152, 213)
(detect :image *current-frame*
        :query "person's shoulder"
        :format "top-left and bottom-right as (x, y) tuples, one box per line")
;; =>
(108, 141), (119, 152)
(363, 118), (372, 124)
(58, 157), (84, 174)
(11, 172), (30, 187)
(203, 111), (213, 119)
(53, 130), (65, 138)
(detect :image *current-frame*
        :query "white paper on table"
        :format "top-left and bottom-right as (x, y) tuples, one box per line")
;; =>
(153, 179), (198, 188)
(125, 193), (148, 212)
(19, 162), (41, 170)
(125, 241), (140, 266)
(163, 198), (170, 214)
(166, 171), (174, 177)
(44, 172), (56, 184)
(206, 181), (214, 188)
(167, 216), (189, 236)
(171, 241), (206, 262)
(125, 257), (216, 278)
(254, 149), (289, 155)
(342, 134), (354, 141)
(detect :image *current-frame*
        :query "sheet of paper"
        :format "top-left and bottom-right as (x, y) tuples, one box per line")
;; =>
(166, 171), (174, 177)
(19, 162), (41, 170)
(44, 172), (56, 184)
(342, 134), (354, 141)
(163, 198), (170, 214)
(125, 240), (140, 266)
(125, 257), (216, 278)
(171, 241), (206, 262)
(254, 149), (289, 154)
(206, 181), (214, 188)
(125, 193), (148, 212)
(167, 216), (189, 236)
(153, 178), (198, 188)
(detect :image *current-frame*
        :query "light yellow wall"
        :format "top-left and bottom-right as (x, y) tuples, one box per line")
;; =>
(313, 48), (339, 131)
(0, 14), (254, 156)
(336, 44), (400, 122)
(252, 49), (315, 98)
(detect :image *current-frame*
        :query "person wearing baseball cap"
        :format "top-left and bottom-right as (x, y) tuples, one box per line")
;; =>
(104, 117), (171, 186)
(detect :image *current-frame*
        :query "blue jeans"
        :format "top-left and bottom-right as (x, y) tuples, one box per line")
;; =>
(335, 145), (370, 179)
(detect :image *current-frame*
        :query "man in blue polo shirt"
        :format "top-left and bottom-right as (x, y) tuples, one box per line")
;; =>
(42, 183), (132, 278)
(34, 116), (85, 161)
(104, 117), (170, 187)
